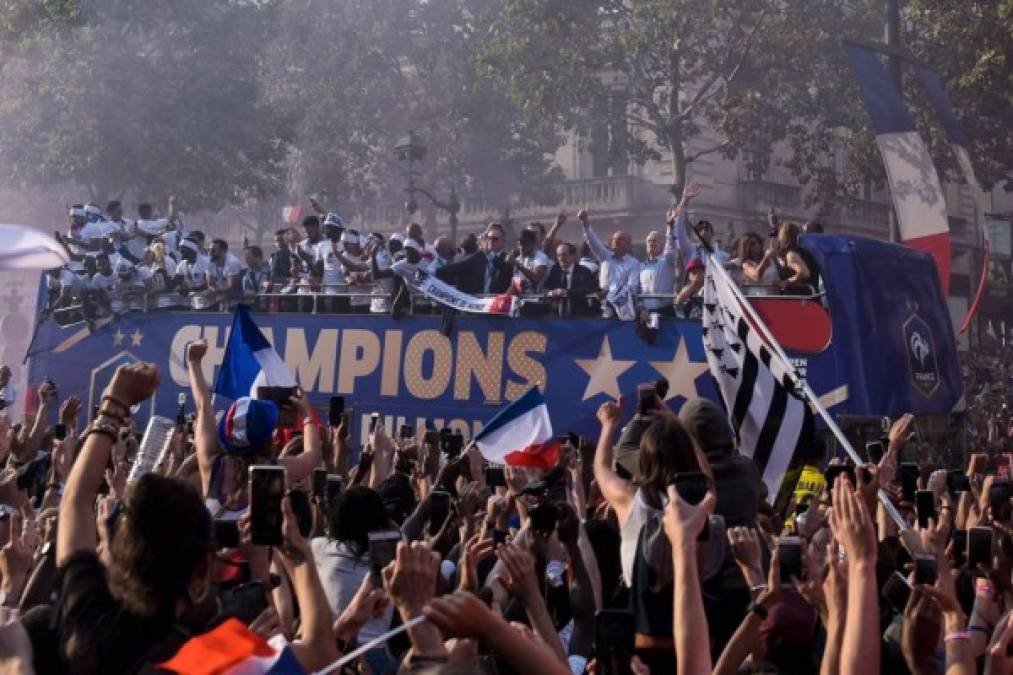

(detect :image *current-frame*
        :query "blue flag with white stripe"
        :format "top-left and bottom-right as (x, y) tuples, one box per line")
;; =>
(214, 305), (296, 401)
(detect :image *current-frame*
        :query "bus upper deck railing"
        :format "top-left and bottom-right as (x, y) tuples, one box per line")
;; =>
(48, 282), (823, 327)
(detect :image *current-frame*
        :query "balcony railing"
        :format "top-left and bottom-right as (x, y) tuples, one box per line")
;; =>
(737, 180), (802, 212)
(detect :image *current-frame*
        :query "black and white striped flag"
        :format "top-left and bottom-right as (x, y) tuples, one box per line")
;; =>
(702, 262), (814, 500)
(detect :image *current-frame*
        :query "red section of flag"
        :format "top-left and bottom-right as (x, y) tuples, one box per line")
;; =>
(745, 296), (833, 355)
(158, 618), (274, 675)
(488, 295), (514, 315)
(959, 239), (989, 335)
(282, 206), (302, 225)
(904, 231), (951, 296)
(503, 440), (560, 470)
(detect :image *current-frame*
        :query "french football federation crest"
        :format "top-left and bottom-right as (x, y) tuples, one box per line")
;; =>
(902, 312), (940, 398)
(89, 350), (156, 423)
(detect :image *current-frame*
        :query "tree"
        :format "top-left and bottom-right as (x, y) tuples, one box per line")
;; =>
(0, 0), (292, 210)
(263, 0), (564, 220)
(478, 0), (892, 199)
(905, 0), (1013, 191)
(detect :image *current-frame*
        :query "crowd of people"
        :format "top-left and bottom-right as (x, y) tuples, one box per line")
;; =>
(45, 187), (823, 326)
(0, 336), (1011, 674)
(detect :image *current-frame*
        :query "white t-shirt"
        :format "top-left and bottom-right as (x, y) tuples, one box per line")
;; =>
(207, 253), (244, 288)
(0, 383), (18, 412)
(314, 240), (345, 289)
(513, 249), (550, 292)
(88, 271), (116, 293)
(175, 255), (210, 289)
(371, 250), (394, 313)
(310, 538), (394, 642)
(79, 221), (108, 241)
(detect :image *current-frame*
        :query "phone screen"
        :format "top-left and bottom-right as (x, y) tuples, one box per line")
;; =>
(900, 463), (919, 501)
(429, 491), (451, 532)
(312, 468), (327, 498)
(485, 466), (507, 488)
(916, 490), (937, 529)
(865, 440), (885, 464)
(637, 384), (656, 416)
(914, 555), (937, 585)
(328, 396), (344, 426)
(249, 466), (286, 546)
(213, 519), (241, 549)
(594, 610), (635, 675)
(287, 489), (313, 537)
(824, 465), (856, 495)
(883, 571), (912, 612)
(952, 529), (967, 567)
(968, 527), (993, 569)
(778, 537), (803, 583)
(368, 530), (401, 582)
(326, 475), (343, 502)
(673, 472), (708, 505)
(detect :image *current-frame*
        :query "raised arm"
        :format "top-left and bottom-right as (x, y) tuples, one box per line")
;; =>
(57, 363), (159, 566)
(184, 340), (219, 496)
(277, 396), (321, 485)
(829, 477), (880, 675)
(592, 399), (636, 525)
(663, 484), (716, 675)
(543, 211), (567, 255)
(578, 210), (609, 262)
(672, 182), (700, 257)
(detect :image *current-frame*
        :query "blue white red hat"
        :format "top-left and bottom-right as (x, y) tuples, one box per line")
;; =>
(324, 212), (345, 228)
(217, 397), (279, 455)
(84, 203), (106, 222)
(68, 205), (86, 219)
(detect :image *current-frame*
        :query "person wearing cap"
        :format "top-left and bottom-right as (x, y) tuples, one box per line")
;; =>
(60, 204), (101, 256)
(313, 224), (358, 313)
(109, 258), (146, 315)
(674, 256), (706, 318)
(185, 339), (321, 522)
(339, 231), (373, 314)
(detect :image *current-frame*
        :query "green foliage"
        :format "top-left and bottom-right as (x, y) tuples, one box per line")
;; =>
(0, 0), (291, 209)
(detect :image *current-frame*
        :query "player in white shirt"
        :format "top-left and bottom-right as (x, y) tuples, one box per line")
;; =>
(509, 229), (550, 293)
(206, 239), (244, 296)
(174, 238), (210, 292)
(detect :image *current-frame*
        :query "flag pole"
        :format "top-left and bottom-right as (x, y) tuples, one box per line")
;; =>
(696, 233), (908, 531)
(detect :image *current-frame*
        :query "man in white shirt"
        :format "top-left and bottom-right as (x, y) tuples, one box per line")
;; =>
(174, 238), (210, 293)
(578, 210), (640, 319)
(509, 229), (550, 293)
(206, 239), (244, 296)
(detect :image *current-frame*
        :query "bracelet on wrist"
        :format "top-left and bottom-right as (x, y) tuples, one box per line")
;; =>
(101, 395), (131, 417)
(82, 422), (119, 444)
(96, 410), (126, 426)
(968, 624), (990, 635)
(747, 601), (768, 620)
(944, 631), (971, 642)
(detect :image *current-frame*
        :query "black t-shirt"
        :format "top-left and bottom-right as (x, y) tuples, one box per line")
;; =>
(49, 552), (184, 674)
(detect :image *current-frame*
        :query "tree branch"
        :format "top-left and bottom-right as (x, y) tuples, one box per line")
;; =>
(686, 140), (734, 163)
(676, 8), (769, 123)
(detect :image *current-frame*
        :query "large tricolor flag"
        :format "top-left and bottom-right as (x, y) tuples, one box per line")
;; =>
(473, 387), (559, 469)
(844, 43), (951, 294)
(214, 305), (297, 401)
(702, 261), (814, 500)
(158, 618), (303, 675)
(913, 65), (991, 334)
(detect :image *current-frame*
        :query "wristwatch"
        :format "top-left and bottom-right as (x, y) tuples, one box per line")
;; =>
(747, 601), (769, 620)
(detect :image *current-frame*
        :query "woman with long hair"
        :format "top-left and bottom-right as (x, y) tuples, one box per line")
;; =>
(735, 232), (780, 293)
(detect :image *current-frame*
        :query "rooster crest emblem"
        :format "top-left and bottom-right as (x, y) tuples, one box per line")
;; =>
(902, 313), (939, 398)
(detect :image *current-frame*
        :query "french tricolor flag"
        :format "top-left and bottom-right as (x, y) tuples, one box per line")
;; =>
(158, 618), (303, 674)
(214, 305), (297, 401)
(474, 387), (559, 470)
(844, 43), (951, 294)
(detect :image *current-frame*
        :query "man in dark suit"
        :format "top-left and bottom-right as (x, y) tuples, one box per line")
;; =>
(543, 242), (599, 316)
(435, 222), (512, 295)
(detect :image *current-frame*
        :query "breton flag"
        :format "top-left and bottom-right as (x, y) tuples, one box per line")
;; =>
(844, 43), (951, 294)
(214, 305), (297, 401)
(158, 618), (303, 674)
(913, 65), (991, 335)
(702, 261), (814, 500)
(473, 387), (559, 470)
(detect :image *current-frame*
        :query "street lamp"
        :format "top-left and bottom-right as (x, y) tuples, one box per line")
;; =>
(394, 131), (462, 242)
